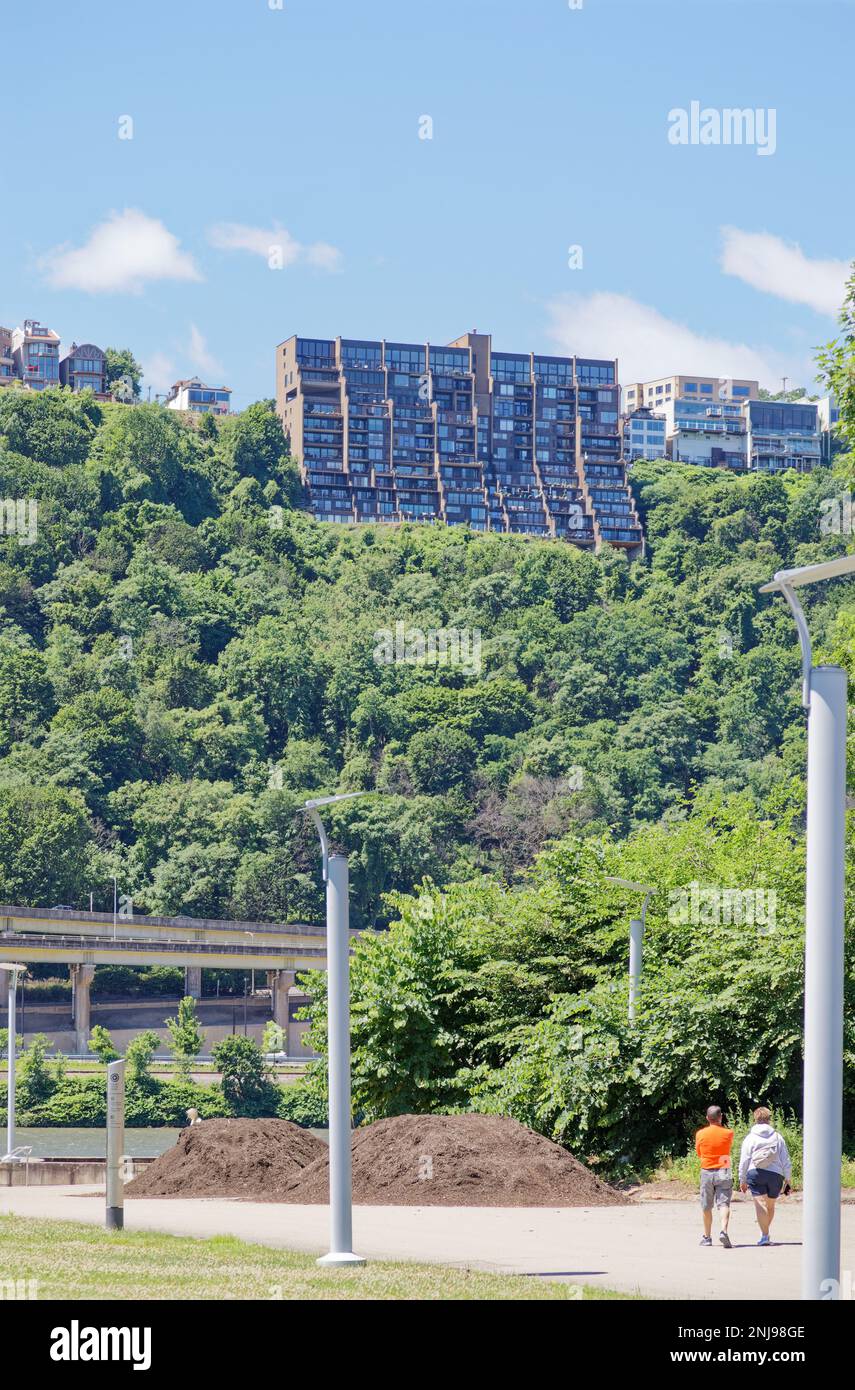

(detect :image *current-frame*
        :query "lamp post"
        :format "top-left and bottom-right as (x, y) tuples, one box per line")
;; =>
(606, 877), (655, 1022)
(112, 874), (118, 942)
(301, 791), (368, 1268)
(1, 963), (26, 1163)
(760, 553), (855, 1300)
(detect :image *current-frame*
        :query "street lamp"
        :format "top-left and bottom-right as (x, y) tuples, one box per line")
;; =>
(1, 963), (26, 1163)
(301, 792), (368, 1268)
(760, 552), (855, 1300)
(606, 877), (655, 1022)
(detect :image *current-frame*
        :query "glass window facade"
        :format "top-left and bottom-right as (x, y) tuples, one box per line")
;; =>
(286, 332), (638, 547)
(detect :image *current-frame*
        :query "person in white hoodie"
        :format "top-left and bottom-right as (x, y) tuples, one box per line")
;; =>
(738, 1106), (793, 1246)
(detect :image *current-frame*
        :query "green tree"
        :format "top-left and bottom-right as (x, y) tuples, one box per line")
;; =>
(88, 1025), (120, 1064)
(125, 1030), (161, 1089)
(818, 260), (855, 450)
(18, 1034), (55, 1106)
(211, 1035), (277, 1116)
(165, 996), (206, 1077)
(0, 787), (93, 905)
(104, 348), (143, 400)
(0, 388), (96, 469)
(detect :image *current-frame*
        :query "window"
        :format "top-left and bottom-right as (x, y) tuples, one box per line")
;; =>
(342, 341), (382, 367)
(576, 361), (615, 385)
(386, 344), (425, 371)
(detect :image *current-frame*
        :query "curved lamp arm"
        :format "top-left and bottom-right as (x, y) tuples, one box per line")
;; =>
(778, 582), (813, 712)
(307, 809), (330, 882)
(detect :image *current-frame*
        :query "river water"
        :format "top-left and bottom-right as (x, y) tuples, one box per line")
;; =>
(13, 1128), (180, 1158)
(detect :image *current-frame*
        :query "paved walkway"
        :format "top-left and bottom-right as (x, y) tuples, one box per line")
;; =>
(2, 1187), (852, 1299)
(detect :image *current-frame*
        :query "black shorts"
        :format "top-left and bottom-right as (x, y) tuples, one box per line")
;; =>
(746, 1168), (784, 1198)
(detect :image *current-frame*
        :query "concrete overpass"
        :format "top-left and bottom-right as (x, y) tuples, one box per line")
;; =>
(0, 904), (349, 1053)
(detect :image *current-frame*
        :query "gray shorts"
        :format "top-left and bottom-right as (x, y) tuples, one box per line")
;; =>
(700, 1167), (733, 1210)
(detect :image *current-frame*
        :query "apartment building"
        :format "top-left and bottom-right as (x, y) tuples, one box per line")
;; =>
(11, 319), (60, 389)
(59, 342), (107, 394)
(165, 378), (231, 415)
(668, 395), (750, 468)
(0, 328), (15, 385)
(276, 332), (644, 553)
(814, 395), (843, 465)
(623, 407), (667, 462)
(624, 375), (758, 423)
(623, 375), (823, 474)
(623, 375), (758, 469)
(745, 400), (821, 473)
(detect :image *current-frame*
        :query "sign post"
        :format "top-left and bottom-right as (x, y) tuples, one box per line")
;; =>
(106, 1059), (126, 1230)
(1, 963), (25, 1163)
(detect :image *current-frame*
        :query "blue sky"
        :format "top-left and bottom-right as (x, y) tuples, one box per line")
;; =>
(3, 0), (853, 408)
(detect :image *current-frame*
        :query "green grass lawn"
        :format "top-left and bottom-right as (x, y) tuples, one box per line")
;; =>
(0, 1215), (636, 1301)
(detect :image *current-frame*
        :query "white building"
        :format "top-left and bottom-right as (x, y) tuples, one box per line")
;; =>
(623, 407), (667, 462)
(165, 378), (231, 415)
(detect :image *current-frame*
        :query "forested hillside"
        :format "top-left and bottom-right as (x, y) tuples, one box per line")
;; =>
(0, 378), (854, 935)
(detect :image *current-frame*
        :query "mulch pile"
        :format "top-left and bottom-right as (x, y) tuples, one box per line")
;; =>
(285, 1113), (626, 1207)
(124, 1118), (326, 1199)
(126, 1113), (625, 1207)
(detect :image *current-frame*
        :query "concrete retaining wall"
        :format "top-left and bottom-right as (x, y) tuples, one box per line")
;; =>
(0, 1157), (155, 1187)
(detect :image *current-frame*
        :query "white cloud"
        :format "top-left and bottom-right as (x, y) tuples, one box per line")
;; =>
(141, 352), (176, 396)
(305, 241), (343, 273)
(545, 291), (809, 391)
(208, 221), (342, 272)
(188, 323), (224, 379)
(720, 228), (849, 315)
(41, 209), (202, 294)
(141, 328), (226, 397)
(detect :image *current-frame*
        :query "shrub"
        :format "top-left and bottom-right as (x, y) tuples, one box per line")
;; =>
(276, 1082), (328, 1129)
(18, 1035), (55, 1106)
(212, 1035), (278, 1116)
(165, 997), (205, 1076)
(125, 1030), (161, 1090)
(88, 1025), (120, 1064)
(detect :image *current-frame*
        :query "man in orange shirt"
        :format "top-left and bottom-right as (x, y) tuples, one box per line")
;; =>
(695, 1105), (735, 1248)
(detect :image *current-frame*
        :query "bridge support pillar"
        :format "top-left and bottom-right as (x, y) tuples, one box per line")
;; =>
(267, 970), (296, 1032)
(0, 968), (10, 1031)
(70, 964), (95, 1054)
(184, 967), (203, 999)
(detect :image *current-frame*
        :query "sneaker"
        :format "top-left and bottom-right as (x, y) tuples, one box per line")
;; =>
(699, 1235), (712, 1246)
(719, 1231), (732, 1249)
(757, 1234), (771, 1247)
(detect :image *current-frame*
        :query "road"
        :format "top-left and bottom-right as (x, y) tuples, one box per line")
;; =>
(4, 996), (276, 1054)
(2, 1187), (852, 1300)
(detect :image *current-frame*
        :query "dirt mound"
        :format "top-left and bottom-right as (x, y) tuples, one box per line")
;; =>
(285, 1113), (626, 1207)
(124, 1118), (326, 1199)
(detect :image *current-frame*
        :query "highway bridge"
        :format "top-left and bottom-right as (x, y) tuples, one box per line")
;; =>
(0, 904), (348, 1051)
